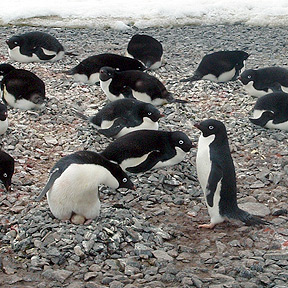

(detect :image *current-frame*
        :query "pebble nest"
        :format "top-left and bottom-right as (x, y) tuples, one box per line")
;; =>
(0, 24), (288, 288)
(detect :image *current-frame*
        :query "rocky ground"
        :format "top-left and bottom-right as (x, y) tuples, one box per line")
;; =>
(0, 24), (288, 288)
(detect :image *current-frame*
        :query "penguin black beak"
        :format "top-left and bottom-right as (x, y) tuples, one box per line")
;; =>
(194, 123), (201, 129)
(160, 113), (165, 118)
(5, 184), (11, 192)
(132, 185), (137, 191)
(237, 76), (242, 80)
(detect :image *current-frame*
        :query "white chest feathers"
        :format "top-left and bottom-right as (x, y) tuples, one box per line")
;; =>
(46, 164), (119, 220)
(0, 118), (8, 135)
(73, 72), (100, 84)
(100, 79), (124, 101)
(8, 46), (64, 62)
(202, 68), (236, 83)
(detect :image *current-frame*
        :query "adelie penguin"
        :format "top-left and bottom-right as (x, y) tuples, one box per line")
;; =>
(126, 34), (164, 70)
(101, 130), (193, 173)
(6, 31), (65, 62)
(0, 103), (8, 135)
(250, 92), (288, 131)
(66, 53), (145, 84)
(36, 150), (135, 225)
(99, 66), (186, 105)
(90, 98), (164, 138)
(195, 119), (269, 229)
(181, 50), (249, 83)
(239, 67), (288, 97)
(0, 150), (14, 192)
(0, 64), (46, 110)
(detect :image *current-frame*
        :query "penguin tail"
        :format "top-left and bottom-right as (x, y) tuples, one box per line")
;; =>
(63, 67), (76, 75)
(180, 73), (202, 83)
(65, 51), (78, 57)
(167, 93), (188, 104)
(72, 108), (89, 121)
(229, 207), (270, 226)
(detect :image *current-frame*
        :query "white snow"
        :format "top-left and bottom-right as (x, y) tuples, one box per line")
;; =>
(1, 0), (288, 29)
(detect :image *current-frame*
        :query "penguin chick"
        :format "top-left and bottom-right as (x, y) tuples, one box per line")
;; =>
(101, 130), (193, 173)
(90, 98), (164, 138)
(36, 150), (136, 224)
(0, 103), (8, 135)
(0, 63), (46, 110)
(195, 119), (269, 229)
(181, 50), (249, 83)
(0, 150), (14, 192)
(250, 92), (288, 131)
(239, 67), (288, 97)
(99, 66), (186, 105)
(66, 53), (145, 84)
(126, 34), (164, 70)
(6, 31), (64, 62)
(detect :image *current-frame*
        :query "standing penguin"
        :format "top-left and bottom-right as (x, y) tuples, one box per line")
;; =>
(6, 31), (64, 62)
(249, 92), (288, 131)
(0, 103), (8, 135)
(36, 150), (135, 224)
(101, 130), (193, 173)
(126, 34), (163, 70)
(99, 66), (186, 105)
(195, 119), (268, 228)
(66, 53), (145, 84)
(239, 67), (288, 97)
(90, 98), (164, 138)
(0, 150), (14, 192)
(0, 64), (46, 110)
(181, 50), (249, 83)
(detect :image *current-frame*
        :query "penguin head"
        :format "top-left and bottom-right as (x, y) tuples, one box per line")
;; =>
(6, 35), (23, 49)
(194, 119), (227, 140)
(99, 66), (115, 81)
(0, 64), (16, 77)
(0, 151), (14, 192)
(110, 164), (136, 190)
(139, 102), (164, 122)
(170, 131), (193, 152)
(235, 51), (249, 70)
(0, 103), (7, 121)
(238, 69), (256, 85)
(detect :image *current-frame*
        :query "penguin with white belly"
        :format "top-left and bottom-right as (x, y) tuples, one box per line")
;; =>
(239, 67), (288, 97)
(36, 150), (136, 224)
(250, 92), (288, 131)
(181, 50), (249, 83)
(195, 119), (269, 229)
(101, 130), (193, 173)
(99, 66), (186, 105)
(66, 53), (145, 84)
(6, 31), (65, 62)
(90, 98), (163, 138)
(0, 150), (14, 192)
(0, 64), (46, 110)
(0, 103), (8, 135)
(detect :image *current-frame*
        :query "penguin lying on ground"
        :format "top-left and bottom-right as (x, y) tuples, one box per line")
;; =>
(36, 150), (135, 224)
(239, 67), (288, 97)
(101, 130), (193, 173)
(0, 64), (46, 110)
(126, 34), (163, 70)
(66, 53), (145, 84)
(249, 92), (288, 131)
(181, 50), (249, 83)
(0, 103), (8, 135)
(0, 150), (14, 192)
(195, 119), (269, 229)
(90, 98), (164, 138)
(99, 66), (186, 105)
(6, 31), (65, 62)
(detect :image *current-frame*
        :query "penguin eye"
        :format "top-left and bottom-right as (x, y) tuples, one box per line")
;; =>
(3, 173), (7, 178)
(247, 75), (251, 79)
(122, 177), (127, 183)
(14, 41), (18, 45)
(179, 140), (184, 145)
(148, 112), (152, 116)
(208, 125), (214, 130)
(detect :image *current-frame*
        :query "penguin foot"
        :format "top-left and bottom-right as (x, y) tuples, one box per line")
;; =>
(198, 223), (216, 229)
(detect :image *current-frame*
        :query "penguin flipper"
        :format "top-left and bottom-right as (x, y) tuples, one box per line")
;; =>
(249, 111), (274, 127)
(206, 163), (223, 207)
(98, 119), (127, 138)
(269, 82), (283, 93)
(35, 47), (56, 61)
(180, 72), (203, 83)
(36, 168), (61, 201)
(121, 86), (134, 99)
(126, 151), (162, 173)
